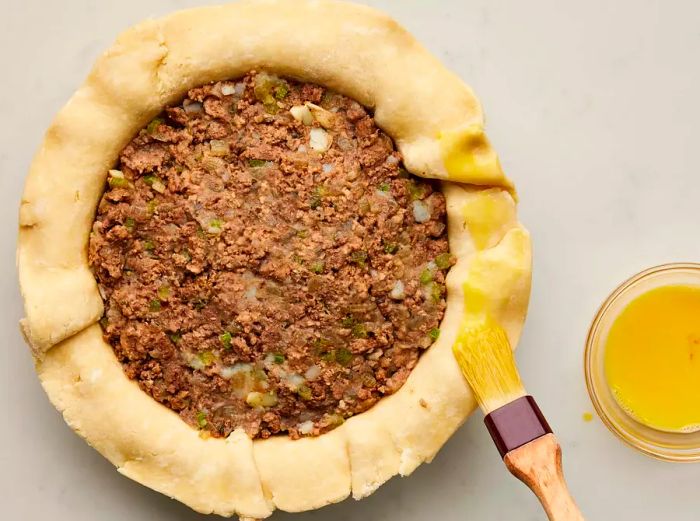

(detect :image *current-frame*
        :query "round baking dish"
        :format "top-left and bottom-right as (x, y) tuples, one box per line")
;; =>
(585, 263), (700, 462)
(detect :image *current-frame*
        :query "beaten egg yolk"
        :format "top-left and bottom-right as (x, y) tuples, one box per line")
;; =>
(604, 285), (700, 433)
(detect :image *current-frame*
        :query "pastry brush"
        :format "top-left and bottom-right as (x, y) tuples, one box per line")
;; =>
(453, 321), (585, 521)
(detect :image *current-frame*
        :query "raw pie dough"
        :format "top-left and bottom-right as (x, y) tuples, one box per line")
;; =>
(17, 0), (531, 518)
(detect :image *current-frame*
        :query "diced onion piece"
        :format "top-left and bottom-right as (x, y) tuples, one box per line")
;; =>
(337, 136), (353, 151)
(322, 163), (333, 173)
(390, 280), (406, 300)
(290, 105), (314, 125)
(412, 200), (431, 223)
(221, 363), (252, 380)
(310, 128), (331, 152)
(189, 356), (205, 371)
(151, 179), (166, 193)
(202, 156), (226, 172)
(304, 364), (322, 381)
(221, 84), (236, 96)
(246, 391), (278, 408)
(298, 421), (315, 435)
(184, 101), (203, 113)
(385, 155), (399, 165)
(109, 169), (124, 178)
(207, 218), (224, 234)
(244, 286), (258, 301)
(210, 139), (230, 156)
(306, 102), (336, 129)
(285, 373), (305, 390)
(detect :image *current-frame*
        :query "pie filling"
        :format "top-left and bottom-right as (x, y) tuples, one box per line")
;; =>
(89, 71), (454, 439)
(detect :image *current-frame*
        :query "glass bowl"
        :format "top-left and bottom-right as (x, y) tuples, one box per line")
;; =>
(584, 263), (700, 462)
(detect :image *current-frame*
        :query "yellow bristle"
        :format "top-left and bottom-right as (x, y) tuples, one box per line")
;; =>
(452, 320), (526, 414)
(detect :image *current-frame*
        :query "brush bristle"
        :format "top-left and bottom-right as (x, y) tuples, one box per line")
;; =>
(452, 321), (526, 414)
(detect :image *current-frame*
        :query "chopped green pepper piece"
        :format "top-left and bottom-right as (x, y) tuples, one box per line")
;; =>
(428, 282), (443, 303)
(108, 176), (130, 189)
(435, 253), (457, 270)
(148, 299), (161, 312)
(124, 217), (135, 232)
(309, 195), (322, 209)
(326, 413), (345, 427)
(340, 316), (356, 328)
(362, 374), (377, 388)
(198, 351), (215, 366)
(313, 337), (332, 349)
(383, 242), (399, 254)
(351, 323), (368, 339)
(208, 219), (223, 233)
(309, 185), (329, 210)
(254, 74), (277, 104)
(419, 268), (434, 285)
(146, 200), (158, 215)
(350, 250), (368, 267)
(157, 284), (171, 300)
(320, 351), (335, 363)
(407, 180), (426, 200)
(273, 353), (285, 364)
(248, 159), (267, 168)
(246, 391), (278, 408)
(273, 83), (289, 100)
(335, 348), (353, 366)
(296, 384), (312, 401)
(143, 240), (155, 252)
(196, 411), (208, 429)
(378, 182), (391, 192)
(296, 229), (309, 239)
(169, 333), (182, 344)
(310, 260), (325, 274)
(428, 328), (441, 341)
(219, 331), (233, 349)
(146, 118), (163, 135)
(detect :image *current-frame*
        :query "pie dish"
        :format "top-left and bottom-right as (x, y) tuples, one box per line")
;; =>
(17, 0), (531, 518)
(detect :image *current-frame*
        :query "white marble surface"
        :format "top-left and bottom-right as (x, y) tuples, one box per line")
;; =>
(2, 0), (699, 519)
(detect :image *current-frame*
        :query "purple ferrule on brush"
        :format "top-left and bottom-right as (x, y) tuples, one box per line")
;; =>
(483, 395), (552, 458)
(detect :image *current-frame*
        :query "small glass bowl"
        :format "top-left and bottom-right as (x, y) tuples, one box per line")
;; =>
(584, 263), (700, 462)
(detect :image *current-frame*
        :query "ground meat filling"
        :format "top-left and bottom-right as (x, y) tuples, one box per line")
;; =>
(89, 71), (455, 440)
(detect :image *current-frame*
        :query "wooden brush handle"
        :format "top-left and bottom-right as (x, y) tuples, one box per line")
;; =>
(504, 433), (585, 521)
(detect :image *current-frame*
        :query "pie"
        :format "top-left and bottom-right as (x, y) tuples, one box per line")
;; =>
(17, 1), (531, 518)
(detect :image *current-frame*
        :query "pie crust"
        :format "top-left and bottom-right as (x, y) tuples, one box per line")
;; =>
(17, 1), (531, 518)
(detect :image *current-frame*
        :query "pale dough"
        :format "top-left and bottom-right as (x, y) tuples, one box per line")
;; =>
(17, 0), (531, 518)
